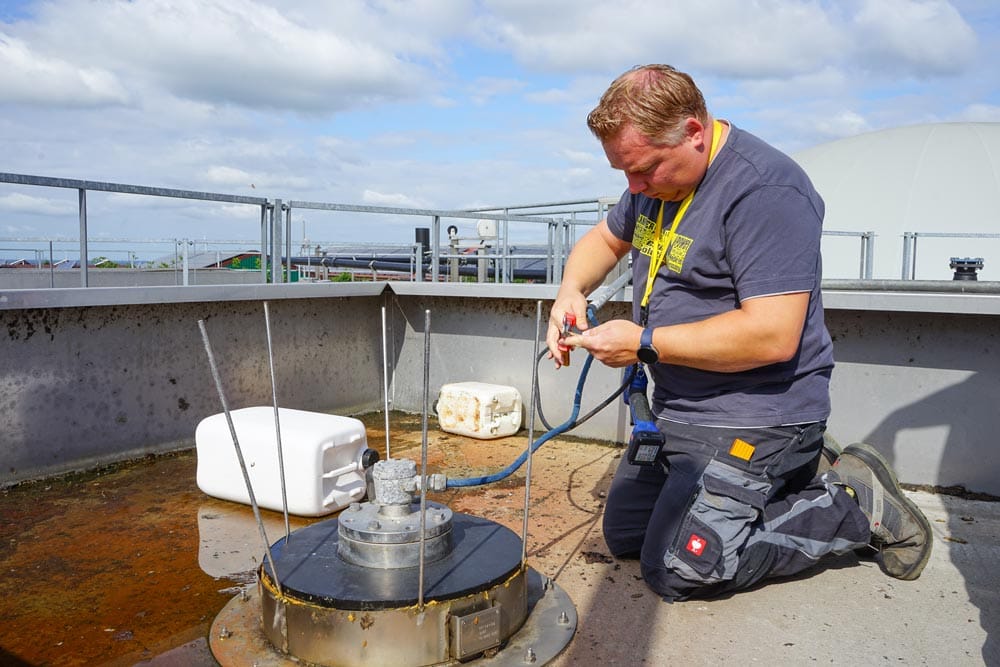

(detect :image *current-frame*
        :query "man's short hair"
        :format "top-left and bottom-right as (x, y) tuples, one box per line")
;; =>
(587, 65), (709, 146)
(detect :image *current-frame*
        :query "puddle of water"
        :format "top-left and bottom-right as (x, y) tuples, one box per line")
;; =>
(0, 451), (319, 666)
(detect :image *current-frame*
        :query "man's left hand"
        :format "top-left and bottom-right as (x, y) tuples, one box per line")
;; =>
(561, 319), (643, 368)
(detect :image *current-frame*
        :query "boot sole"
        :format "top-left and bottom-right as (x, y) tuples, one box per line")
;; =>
(842, 443), (933, 580)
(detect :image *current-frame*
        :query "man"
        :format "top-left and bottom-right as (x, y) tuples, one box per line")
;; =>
(546, 64), (932, 601)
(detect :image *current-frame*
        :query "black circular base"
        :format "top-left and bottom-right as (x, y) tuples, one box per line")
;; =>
(262, 510), (523, 610)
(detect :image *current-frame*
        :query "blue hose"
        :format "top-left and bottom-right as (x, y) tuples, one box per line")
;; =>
(446, 305), (622, 488)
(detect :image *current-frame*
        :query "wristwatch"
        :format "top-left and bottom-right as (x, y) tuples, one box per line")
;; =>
(637, 327), (660, 365)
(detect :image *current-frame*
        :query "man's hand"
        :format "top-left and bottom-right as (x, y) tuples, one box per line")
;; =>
(545, 293), (589, 368)
(560, 319), (644, 368)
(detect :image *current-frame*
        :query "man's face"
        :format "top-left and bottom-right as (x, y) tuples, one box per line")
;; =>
(602, 121), (707, 202)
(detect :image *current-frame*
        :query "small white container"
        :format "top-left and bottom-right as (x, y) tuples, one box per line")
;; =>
(196, 407), (368, 517)
(436, 382), (522, 439)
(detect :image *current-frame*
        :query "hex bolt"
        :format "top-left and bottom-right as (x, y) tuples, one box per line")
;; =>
(557, 610), (570, 625)
(367, 520), (381, 530)
(218, 626), (232, 640)
(349, 502), (362, 512)
(524, 647), (537, 663)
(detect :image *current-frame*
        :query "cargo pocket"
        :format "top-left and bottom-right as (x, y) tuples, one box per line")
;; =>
(662, 459), (770, 585)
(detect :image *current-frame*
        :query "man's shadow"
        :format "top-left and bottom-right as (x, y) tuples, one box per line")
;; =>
(860, 372), (1000, 665)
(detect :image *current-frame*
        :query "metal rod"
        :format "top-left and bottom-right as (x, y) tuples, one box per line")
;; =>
(263, 301), (291, 542)
(418, 309), (431, 610)
(197, 319), (283, 597)
(521, 301), (544, 568)
(381, 305), (392, 460)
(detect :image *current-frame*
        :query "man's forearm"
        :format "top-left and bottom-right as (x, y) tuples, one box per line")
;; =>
(557, 222), (630, 298)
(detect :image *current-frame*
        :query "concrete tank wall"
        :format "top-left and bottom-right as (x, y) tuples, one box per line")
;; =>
(2, 282), (999, 497)
(1, 288), (385, 483)
(825, 308), (1000, 497)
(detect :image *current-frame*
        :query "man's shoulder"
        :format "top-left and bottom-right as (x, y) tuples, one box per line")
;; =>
(723, 126), (816, 191)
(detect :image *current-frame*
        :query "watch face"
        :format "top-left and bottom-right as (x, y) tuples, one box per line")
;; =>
(637, 346), (658, 364)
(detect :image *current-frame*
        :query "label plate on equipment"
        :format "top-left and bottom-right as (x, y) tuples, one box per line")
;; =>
(451, 605), (502, 658)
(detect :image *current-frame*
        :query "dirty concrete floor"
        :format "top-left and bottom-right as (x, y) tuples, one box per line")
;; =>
(2, 412), (998, 666)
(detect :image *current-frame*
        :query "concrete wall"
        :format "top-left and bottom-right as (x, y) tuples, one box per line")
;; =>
(386, 288), (632, 443)
(826, 309), (1000, 496)
(1, 285), (386, 483)
(2, 281), (999, 496)
(0, 268), (264, 289)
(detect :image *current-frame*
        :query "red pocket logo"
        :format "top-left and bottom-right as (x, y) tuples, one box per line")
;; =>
(686, 533), (706, 557)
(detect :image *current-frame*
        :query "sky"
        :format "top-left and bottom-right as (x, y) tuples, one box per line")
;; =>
(1, 0), (999, 253)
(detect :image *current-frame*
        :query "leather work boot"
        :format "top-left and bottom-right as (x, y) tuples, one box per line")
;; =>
(832, 443), (933, 580)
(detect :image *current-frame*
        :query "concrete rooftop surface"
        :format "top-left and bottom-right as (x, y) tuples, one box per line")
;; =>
(1, 412), (997, 667)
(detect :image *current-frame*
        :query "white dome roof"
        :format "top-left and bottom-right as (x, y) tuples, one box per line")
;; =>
(792, 123), (1000, 280)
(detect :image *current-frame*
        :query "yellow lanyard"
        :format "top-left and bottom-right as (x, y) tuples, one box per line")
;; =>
(639, 119), (725, 318)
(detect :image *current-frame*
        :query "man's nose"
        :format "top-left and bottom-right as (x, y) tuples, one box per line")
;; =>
(626, 173), (647, 194)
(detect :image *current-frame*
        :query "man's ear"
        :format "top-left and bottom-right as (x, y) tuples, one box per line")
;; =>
(685, 117), (706, 145)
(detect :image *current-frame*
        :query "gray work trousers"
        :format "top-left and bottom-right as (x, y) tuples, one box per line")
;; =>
(602, 420), (870, 601)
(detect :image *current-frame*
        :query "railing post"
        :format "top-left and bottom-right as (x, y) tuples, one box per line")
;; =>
(449, 235), (459, 282)
(551, 220), (563, 285)
(901, 232), (913, 280)
(546, 222), (555, 284)
(271, 199), (282, 284)
(181, 239), (191, 286)
(430, 216), (440, 282)
(858, 232), (869, 279)
(477, 246), (488, 282)
(78, 189), (88, 287)
(259, 204), (268, 282)
(285, 203), (293, 283)
(501, 211), (510, 284)
(413, 243), (423, 282)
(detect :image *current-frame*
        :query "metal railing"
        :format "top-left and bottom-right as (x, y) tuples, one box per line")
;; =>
(0, 172), (270, 287)
(900, 232), (1000, 280)
(821, 230), (875, 279)
(1, 172), (598, 287)
(283, 200), (577, 283)
(11, 171), (991, 286)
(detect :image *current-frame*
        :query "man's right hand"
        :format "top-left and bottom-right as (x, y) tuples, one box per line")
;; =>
(545, 293), (589, 368)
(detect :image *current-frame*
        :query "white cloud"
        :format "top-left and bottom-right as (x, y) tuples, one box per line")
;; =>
(204, 166), (254, 188)
(7, 0), (445, 113)
(468, 77), (525, 105)
(0, 33), (129, 107)
(812, 110), (873, 140)
(202, 166), (311, 192)
(957, 104), (1000, 122)
(477, 0), (842, 77)
(559, 149), (599, 165)
(1, 0), (997, 247)
(0, 192), (77, 216)
(852, 0), (977, 76)
(362, 189), (431, 209)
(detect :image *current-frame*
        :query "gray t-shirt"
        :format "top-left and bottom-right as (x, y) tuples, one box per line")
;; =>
(606, 124), (834, 426)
